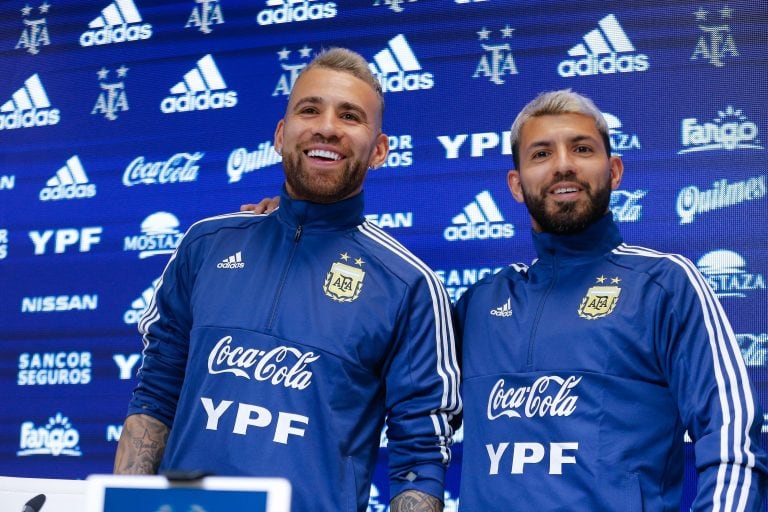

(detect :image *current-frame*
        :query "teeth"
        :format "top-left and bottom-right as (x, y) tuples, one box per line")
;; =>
(554, 187), (578, 194)
(307, 149), (341, 161)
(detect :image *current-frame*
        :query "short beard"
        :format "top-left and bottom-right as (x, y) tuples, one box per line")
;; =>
(282, 150), (368, 204)
(522, 175), (612, 234)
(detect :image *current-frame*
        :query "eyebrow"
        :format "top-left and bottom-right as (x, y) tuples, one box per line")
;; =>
(526, 134), (598, 150)
(292, 96), (368, 122)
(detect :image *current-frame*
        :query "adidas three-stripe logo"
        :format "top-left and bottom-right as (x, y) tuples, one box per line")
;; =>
(490, 298), (512, 317)
(557, 14), (649, 77)
(444, 191), (514, 241)
(39, 156), (97, 201)
(217, 251), (245, 269)
(79, 0), (152, 47)
(1, 74), (51, 112)
(368, 34), (434, 92)
(171, 54), (227, 94)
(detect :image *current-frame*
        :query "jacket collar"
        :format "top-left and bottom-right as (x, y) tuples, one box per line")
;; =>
(275, 185), (365, 232)
(531, 213), (623, 264)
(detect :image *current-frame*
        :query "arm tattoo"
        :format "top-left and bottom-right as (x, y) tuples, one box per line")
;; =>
(113, 414), (169, 474)
(390, 490), (443, 512)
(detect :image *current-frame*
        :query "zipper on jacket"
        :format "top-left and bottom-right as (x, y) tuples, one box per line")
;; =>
(526, 254), (558, 370)
(267, 224), (303, 330)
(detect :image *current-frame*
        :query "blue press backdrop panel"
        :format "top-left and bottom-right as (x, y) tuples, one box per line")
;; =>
(0, 1), (766, 510)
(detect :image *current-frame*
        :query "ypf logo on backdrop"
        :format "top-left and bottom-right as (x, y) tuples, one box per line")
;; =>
(79, 0), (152, 46)
(558, 14), (649, 77)
(0, 74), (60, 131)
(16, 2), (51, 55)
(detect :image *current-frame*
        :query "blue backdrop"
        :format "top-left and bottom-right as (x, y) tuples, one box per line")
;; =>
(0, 1), (766, 510)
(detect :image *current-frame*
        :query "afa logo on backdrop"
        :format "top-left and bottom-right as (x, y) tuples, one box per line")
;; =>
(16, 2), (51, 55)
(473, 24), (518, 85)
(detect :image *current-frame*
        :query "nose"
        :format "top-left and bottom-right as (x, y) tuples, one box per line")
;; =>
(553, 147), (576, 176)
(313, 110), (342, 139)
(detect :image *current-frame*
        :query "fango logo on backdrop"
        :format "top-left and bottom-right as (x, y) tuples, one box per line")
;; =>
(18, 413), (82, 457)
(697, 250), (766, 299)
(369, 34), (434, 93)
(161, 54), (237, 113)
(679, 106), (762, 154)
(558, 14), (649, 77)
(0, 74), (60, 130)
(124, 212), (183, 259)
(79, 0), (152, 46)
(444, 191), (514, 242)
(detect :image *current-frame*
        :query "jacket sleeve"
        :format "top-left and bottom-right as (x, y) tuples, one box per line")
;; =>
(126, 232), (196, 428)
(657, 256), (767, 511)
(385, 270), (462, 501)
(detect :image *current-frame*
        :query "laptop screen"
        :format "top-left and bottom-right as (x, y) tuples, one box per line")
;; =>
(85, 475), (291, 512)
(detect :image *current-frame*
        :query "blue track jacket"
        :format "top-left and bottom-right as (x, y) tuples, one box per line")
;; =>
(127, 189), (461, 511)
(455, 215), (766, 511)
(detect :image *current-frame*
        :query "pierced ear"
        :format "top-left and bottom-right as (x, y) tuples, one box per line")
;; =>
(507, 170), (525, 204)
(273, 119), (285, 155)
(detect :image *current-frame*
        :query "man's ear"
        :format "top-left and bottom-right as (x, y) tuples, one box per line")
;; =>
(609, 155), (624, 190)
(368, 132), (390, 169)
(507, 169), (525, 204)
(273, 118), (285, 155)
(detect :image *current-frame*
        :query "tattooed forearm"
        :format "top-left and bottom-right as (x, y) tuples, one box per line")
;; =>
(113, 414), (169, 474)
(390, 490), (443, 512)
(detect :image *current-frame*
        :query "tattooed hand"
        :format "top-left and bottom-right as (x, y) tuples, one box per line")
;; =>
(390, 490), (443, 512)
(113, 414), (169, 474)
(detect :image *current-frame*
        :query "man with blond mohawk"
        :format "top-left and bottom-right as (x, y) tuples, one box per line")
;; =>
(115, 48), (461, 512)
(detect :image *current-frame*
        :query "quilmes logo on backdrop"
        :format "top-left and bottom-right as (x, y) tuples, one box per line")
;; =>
(0, 74), (60, 131)
(697, 250), (765, 299)
(679, 106), (762, 154)
(16, 2), (51, 55)
(676, 174), (765, 225)
(369, 34), (434, 93)
(161, 54), (237, 114)
(79, 0), (152, 46)
(444, 191), (514, 242)
(39, 156), (97, 201)
(558, 14), (649, 77)
(123, 212), (183, 259)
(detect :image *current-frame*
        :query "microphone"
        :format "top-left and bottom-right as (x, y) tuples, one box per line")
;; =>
(21, 494), (46, 512)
